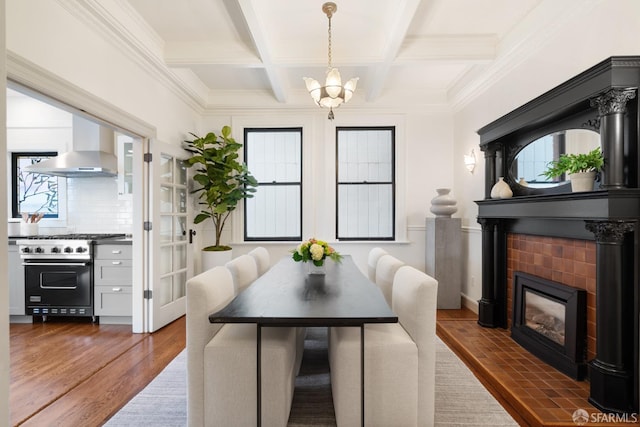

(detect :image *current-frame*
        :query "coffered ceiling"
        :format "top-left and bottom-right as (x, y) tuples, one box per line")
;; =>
(106, 0), (590, 110)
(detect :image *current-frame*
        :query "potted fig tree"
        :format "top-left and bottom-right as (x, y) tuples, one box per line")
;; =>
(184, 126), (257, 270)
(541, 147), (604, 192)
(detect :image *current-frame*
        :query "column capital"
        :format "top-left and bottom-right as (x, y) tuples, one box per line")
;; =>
(590, 88), (636, 116)
(585, 220), (635, 243)
(477, 217), (499, 230)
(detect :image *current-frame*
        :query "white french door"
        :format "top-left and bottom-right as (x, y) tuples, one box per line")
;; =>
(144, 139), (193, 332)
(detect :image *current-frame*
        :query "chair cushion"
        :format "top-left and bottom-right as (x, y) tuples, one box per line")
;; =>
(375, 254), (404, 307)
(248, 247), (271, 276)
(329, 324), (418, 427)
(367, 247), (388, 282)
(204, 324), (298, 427)
(225, 254), (259, 294)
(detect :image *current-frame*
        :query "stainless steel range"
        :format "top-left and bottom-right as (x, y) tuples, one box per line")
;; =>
(17, 234), (126, 320)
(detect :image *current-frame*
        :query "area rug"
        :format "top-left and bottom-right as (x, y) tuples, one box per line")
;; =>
(105, 328), (517, 426)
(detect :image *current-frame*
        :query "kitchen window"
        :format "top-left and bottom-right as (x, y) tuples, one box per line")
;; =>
(336, 127), (395, 240)
(244, 128), (302, 241)
(11, 152), (60, 219)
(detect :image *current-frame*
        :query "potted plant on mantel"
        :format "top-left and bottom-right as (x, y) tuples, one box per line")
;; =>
(184, 126), (258, 270)
(541, 147), (604, 192)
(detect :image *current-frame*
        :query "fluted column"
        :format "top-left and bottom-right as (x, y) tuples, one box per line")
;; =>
(477, 217), (504, 327)
(483, 149), (497, 199)
(584, 220), (636, 413)
(590, 88), (636, 189)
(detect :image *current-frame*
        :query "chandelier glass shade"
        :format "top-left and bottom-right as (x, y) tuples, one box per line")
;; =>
(304, 2), (358, 120)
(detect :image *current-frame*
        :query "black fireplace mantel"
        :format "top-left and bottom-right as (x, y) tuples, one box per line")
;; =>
(475, 57), (640, 414)
(477, 189), (640, 220)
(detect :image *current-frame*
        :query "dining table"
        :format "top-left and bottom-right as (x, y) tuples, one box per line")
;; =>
(209, 254), (398, 427)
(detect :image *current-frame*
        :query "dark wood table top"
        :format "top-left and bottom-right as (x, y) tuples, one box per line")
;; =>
(209, 255), (398, 326)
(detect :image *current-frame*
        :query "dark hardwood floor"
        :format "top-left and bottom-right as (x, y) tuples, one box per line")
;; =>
(9, 316), (185, 426)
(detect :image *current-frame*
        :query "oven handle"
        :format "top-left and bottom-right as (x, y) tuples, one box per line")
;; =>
(22, 262), (91, 267)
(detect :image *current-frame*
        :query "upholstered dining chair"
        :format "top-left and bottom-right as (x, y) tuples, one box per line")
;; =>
(248, 246), (271, 276)
(186, 266), (299, 427)
(186, 266), (235, 427)
(225, 254), (259, 294)
(374, 254), (404, 307)
(329, 265), (439, 426)
(367, 247), (388, 282)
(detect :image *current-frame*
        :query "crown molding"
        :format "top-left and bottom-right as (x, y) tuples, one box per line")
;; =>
(449, 0), (602, 112)
(55, 0), (207, 114)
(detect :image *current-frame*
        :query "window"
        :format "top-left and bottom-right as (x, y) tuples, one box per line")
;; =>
(244, 128), (302, 241)
(336, 127), (395, 240)
(11, 152), (60, 219)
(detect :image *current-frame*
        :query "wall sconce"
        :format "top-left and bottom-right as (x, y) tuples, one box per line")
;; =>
(464, 149), (476, 173)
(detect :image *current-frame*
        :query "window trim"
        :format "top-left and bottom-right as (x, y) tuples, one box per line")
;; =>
(335, 126), (396, 241)
(243, 127), (303, 242)
(11, 151), (60, 219)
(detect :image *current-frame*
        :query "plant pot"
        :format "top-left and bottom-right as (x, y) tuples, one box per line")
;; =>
(568, 171), (596, 192)
(202, 248), (233, 271)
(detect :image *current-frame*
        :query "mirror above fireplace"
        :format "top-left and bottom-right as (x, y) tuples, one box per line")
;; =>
(509, 129), (600, 190)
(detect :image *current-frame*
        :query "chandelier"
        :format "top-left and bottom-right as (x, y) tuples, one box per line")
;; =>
(303, 2), (358, 120)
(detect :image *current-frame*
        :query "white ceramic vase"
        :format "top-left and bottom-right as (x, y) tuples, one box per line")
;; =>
(491, 177), (513, 199)
(429, 188), (457, 217)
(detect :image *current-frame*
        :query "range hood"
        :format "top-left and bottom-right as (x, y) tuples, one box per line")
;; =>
(26, 116), (118, 178)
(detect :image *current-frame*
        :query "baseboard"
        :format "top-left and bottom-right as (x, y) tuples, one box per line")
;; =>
(461, 294), (478, 314)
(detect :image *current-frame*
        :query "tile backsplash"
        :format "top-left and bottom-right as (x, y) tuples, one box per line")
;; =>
(37, 177), (133, 235)
(66, 177), (132, 233)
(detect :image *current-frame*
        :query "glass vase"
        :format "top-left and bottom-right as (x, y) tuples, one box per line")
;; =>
(307, 262), (326, 275)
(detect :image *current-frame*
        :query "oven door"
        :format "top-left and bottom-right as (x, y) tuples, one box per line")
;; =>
(23, 260), (93, 316)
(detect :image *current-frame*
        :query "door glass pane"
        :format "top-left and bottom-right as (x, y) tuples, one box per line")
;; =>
(160, 246), (173, 274)
(160, 216), (172, 242)
(158, 276), (172, 306)
(175, 217), (187, 241)
(177, 160), (187, 185)
(173, 271), (186, 299)
(160, 185), (173, 213)
(160, 154), (173, 183)
(177, 187), (187, 213)
(175, 243), (186, 270)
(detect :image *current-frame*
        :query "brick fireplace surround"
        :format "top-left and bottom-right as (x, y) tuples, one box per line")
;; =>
(506, 234), (597, 362)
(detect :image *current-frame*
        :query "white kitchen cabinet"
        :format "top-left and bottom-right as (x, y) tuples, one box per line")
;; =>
(94, 244), (132, 318)
(8, 243), (25, 315)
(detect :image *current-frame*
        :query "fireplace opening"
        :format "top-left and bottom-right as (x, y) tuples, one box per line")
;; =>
(512, 271), (587, 380)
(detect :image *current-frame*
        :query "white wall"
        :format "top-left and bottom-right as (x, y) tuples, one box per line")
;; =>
(453, 0), (640, 308)
(198, 109), (455, 275)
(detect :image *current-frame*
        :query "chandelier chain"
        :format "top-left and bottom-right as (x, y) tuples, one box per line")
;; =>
(327, 15), (332, 69)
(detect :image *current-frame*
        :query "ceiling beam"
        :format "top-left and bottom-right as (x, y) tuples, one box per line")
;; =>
(365, 0), (421, 102)
(235, 0), (287, 103)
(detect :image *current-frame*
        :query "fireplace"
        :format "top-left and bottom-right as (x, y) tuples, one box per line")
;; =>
(475, 58), (640, 413)
(511, 271), (587, 380)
